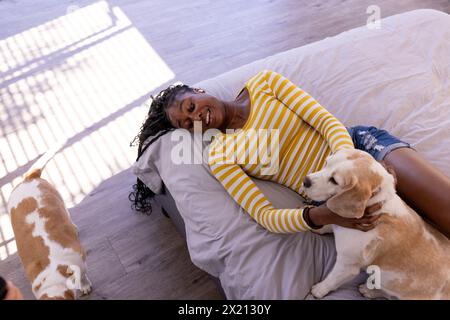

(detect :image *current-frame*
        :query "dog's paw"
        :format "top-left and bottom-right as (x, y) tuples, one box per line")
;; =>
(358, 284), (371, 297)
(80, 275), (92, 296)
(80, 283), (92, 295)
(311, 283), (330, 299)
(358, 284), (383, 299)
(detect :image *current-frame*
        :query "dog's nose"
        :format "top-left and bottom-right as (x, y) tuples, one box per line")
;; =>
(303, 176), (312, 188)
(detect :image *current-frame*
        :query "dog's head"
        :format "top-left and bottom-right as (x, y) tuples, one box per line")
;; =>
(303, 148), (396, 219)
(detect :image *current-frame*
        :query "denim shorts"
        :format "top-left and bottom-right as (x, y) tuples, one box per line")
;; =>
(346, 125), (413, 161)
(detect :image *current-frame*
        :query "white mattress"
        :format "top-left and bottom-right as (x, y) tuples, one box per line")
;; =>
(196, 9), (450, 178)
(133, 9), (450, 299)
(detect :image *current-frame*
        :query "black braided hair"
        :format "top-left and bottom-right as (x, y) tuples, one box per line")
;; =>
(129, 83), (194, 214)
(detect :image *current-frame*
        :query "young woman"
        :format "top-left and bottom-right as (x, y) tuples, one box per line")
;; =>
(130, 70), (450, 237)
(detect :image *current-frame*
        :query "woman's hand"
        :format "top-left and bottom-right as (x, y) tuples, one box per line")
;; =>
(308, 202), (382, 231)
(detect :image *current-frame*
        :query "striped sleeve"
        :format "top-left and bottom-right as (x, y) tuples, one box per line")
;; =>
(208, 138), (312, 233)
(262, 70), (354, 152)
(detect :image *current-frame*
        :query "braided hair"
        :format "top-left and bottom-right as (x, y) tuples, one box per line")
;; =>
(129, 83), (194, 214)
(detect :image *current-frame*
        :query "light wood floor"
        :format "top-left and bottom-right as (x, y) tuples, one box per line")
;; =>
(0, 0), (449, 299)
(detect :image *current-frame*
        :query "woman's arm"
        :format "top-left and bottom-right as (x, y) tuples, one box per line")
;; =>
(209, 157), (381, 233)
(209, 162), (312, 233)
(209, 137), (313, 233)
(308, 203), (382, 232)
(209, 134), (380, 233)
(260, 70), (354, 152)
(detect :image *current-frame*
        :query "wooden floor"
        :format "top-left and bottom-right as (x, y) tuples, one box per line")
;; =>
(0, 0), (449, 299)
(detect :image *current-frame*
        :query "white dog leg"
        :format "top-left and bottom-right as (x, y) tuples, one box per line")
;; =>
(311, 259), (360, 299)
(80, 272), (92, 295)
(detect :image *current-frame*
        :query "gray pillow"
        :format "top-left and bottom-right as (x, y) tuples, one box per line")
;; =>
(132, 130), (368, 299)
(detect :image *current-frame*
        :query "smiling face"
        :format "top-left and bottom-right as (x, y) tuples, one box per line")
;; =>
(165, 89), (227, 133)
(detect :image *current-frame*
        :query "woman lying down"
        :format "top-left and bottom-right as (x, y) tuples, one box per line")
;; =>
(130, 70), (450, 238)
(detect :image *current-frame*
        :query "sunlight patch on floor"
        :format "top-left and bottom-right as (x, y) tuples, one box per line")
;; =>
(0, 1), (175, 260)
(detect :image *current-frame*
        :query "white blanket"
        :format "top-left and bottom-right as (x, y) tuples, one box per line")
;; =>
(133, 9), (450, 299)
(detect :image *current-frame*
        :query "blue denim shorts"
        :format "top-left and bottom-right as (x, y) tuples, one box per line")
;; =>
(346, 125), (413, 161)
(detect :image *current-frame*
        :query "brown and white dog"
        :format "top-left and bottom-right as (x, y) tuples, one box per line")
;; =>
(7, 143), (91, 299)
(304, 148), (450, 300)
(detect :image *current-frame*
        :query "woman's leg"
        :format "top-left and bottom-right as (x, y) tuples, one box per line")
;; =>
(383, 148), (450, 237)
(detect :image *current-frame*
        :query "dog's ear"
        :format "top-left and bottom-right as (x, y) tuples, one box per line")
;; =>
(326, 174), (372, 218)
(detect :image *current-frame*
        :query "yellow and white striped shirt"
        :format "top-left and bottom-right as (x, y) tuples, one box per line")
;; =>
(208, 70), (354, 233)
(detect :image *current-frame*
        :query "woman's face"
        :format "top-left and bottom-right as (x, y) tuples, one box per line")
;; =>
(166, 89), (226, 132)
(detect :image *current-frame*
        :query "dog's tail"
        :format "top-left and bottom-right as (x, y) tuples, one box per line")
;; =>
(23, 140), (67, 181)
